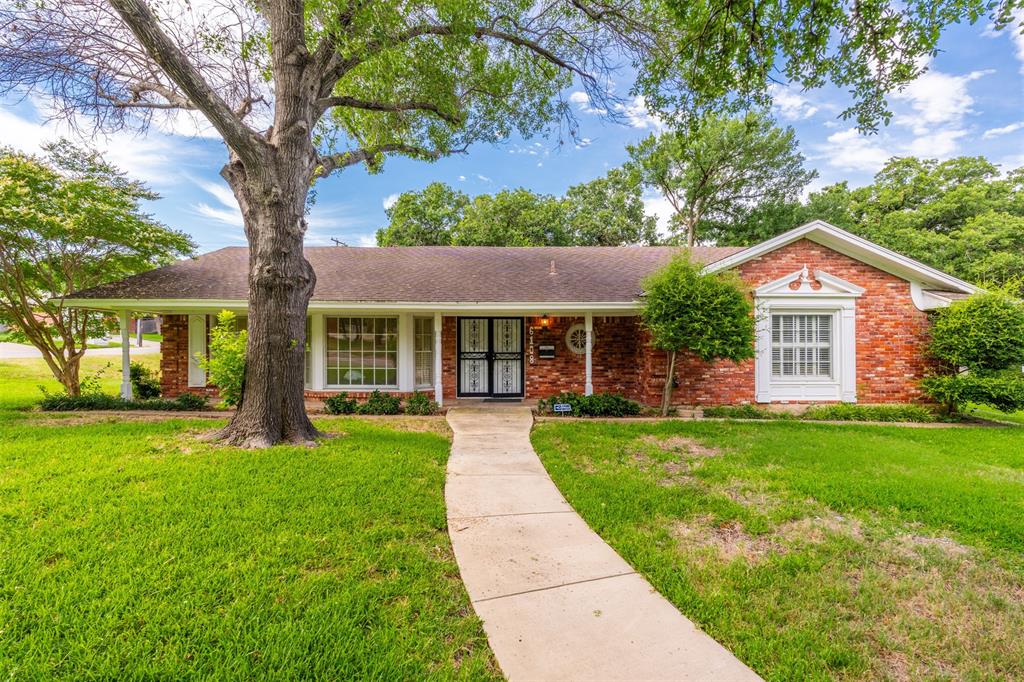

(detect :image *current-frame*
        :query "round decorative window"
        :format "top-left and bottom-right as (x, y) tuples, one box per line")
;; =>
(565, 323), (593, 355)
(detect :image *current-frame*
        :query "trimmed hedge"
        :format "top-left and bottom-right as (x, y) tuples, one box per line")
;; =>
(920, 374), (1024, 414)
(704, 403), (937, 423)
(39, 391), (208, 412)
(802, 403), (936, 422)
(537, 392), (642, 417)
(355, 390), (402, 415)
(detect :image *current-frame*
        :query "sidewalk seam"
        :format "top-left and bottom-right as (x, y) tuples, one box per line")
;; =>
(471, 570), (638, 604)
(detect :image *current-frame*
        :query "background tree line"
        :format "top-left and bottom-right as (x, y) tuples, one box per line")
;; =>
(379, 113), (1024, 293)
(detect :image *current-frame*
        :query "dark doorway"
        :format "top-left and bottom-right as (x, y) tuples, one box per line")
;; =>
(457, 317), (525, 398)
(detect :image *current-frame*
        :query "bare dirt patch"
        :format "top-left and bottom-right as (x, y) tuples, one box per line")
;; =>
(640, 434), (722, 458)
(673, 515), (784, 563)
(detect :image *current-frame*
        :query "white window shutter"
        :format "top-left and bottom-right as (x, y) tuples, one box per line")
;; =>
(187, 314), (207, 387)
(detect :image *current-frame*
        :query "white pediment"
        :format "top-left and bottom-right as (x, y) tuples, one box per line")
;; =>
(755, 266), (866, 297)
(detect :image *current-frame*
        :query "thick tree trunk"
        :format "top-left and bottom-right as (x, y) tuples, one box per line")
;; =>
(660, 349), (677, 416)
(213, 153), (321, 448)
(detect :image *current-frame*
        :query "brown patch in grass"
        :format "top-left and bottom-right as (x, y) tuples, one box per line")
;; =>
(673, 515), (784, 563)
(640, 434), (722, 458)
(776, 512), (864, 544)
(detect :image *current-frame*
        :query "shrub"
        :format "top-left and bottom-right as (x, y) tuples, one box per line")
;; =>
(922, 292), (1024, 414)
(39, 392), (207, 412)
(355, 390), (402, 415)
(539, 391), (642, 417)
(702, 404), (789, 419)
(199, 310), (247, 407)
(802, 403), (936, 422)
(928, 291), (1024, 372)
(404, 391), (439, 415)
(323, 392), (357, 415)
(920, 374), (1024, 414)
(129, 361), (161, 399)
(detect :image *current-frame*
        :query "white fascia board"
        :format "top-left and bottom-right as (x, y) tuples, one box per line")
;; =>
(62, 298), (643, 315)
(704, 220), (979, 294)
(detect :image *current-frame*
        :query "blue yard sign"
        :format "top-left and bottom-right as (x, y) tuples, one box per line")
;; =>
(553, 403), (572, 414)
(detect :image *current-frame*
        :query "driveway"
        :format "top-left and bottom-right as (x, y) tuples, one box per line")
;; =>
(445, 405), (760, 681)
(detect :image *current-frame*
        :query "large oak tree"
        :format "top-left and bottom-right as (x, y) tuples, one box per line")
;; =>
(1, 0), (1016, 446)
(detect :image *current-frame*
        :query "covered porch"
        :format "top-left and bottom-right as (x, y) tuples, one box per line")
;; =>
(104, 302), (644, 406)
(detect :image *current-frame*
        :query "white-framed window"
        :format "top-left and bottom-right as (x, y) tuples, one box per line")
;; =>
(771, 314), (833, 379)
(325, 316), (398, 387)
(414, 317), (434, 388)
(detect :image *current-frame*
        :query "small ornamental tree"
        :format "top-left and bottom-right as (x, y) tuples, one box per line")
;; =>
(200, 311), (248, 408)
(641, 256), (755, 415)
(922, 291), (1024, 415)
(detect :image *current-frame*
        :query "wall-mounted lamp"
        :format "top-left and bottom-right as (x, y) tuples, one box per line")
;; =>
(539, 314), (550, 327)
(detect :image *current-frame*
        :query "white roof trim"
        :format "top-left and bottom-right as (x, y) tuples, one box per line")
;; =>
(704, 220), (979, 294)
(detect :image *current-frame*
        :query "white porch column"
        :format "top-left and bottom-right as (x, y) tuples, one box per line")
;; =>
(398, 313), (414, 392)
(584, 312), (594, 396)
(434, 312), (443, 405)
(119, 310), (133, 400)
(310, 313), (325, 390)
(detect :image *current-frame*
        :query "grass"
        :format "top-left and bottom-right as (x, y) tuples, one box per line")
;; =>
(0, 358), (498, 678)
(532, 420), (1024, 681)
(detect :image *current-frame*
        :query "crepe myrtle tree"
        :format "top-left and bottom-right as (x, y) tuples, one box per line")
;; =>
(0, 142), (194, 396)
(641, 255), (755, 416)
(3, 1), (1016, 446)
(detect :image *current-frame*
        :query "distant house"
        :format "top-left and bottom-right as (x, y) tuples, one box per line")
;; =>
(65, 221), (975, 406)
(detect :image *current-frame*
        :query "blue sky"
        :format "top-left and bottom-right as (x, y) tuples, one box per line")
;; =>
(1, 20), (1022, 253)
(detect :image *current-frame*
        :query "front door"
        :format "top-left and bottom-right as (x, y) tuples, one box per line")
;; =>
(458, 317), (524, 398)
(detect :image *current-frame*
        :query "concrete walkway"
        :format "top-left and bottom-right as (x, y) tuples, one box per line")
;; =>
(445, 406), (760, 681)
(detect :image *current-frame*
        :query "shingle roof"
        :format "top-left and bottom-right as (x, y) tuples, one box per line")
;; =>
(69, 245), (746, 303)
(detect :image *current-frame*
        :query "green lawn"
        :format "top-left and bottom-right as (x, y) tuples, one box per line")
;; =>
(533, 420), (1024, 681)
(0, 358), (498, 678)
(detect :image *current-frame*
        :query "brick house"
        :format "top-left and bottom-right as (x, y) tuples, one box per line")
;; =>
(66, 221), (976, 407)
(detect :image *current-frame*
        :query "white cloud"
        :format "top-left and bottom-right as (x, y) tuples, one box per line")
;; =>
(983, 121), (1024, 139)
(768, 84), (820, 120)
(0, 103), (215, 188)
(458, 175), (466, 181)
(476, 173), (492, 183)
(616, 96), (665, 131)
(193, 179), (243, 228)
(891, 67), (992, 134)
(642, 191), (676, 236)
(575, 137), (592, 149)
(382, 192), (400, 210)
(568, 90), (606, 115)
(818, 128), (892, 172)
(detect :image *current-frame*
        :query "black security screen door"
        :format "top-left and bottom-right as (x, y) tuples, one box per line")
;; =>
(457, 317), (524, 398)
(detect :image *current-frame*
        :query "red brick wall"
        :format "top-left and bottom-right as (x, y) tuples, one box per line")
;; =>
(160, 239), (933, 406)
(637, 238), (932, 406)
(523, 316), (642, 400)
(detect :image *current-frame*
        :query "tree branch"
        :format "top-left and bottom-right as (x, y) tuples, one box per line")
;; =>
(315, 142), (468, 178)
(105, 0), (263, 163)
(316, 95), (463, 125)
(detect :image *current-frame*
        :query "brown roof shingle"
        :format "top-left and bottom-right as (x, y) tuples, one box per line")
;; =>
(69, 245), (746, 304)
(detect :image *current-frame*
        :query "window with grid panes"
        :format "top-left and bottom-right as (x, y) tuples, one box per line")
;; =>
(771, 314), (833, 378)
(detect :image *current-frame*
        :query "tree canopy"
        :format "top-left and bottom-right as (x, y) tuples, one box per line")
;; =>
(627, 111), (816, 247)
(716, 156), (1024, 292)
(0, 141), (195, 395)
(377, 170), (657, 247)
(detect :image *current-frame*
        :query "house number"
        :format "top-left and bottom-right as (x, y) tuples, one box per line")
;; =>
(528, 326), (536, 365)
